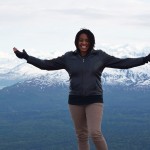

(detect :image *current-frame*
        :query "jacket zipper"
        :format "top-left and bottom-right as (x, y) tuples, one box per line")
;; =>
(82, 58), (85, 95)
(78, 55), (86, 95)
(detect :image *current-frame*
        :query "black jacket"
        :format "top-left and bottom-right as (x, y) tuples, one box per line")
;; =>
(27, 49), (145, 96)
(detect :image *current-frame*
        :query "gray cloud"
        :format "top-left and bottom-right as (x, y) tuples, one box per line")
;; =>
(45, 8), (114, 19)
(134, 14), (150, 26)
(42, 8), (150, 28)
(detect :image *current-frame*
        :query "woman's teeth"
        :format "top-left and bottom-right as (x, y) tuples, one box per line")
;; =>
(81, 46), (87, 49)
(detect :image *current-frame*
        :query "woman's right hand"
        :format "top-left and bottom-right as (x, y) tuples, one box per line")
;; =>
(13, 47), (29, 60)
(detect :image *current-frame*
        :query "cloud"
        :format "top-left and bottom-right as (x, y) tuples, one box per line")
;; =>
(50, 8), (112, 20)
(0, 0), (150, 28)
(132, 14), (150, 27)
(34, 0), (150, 28)
(0, 0), (150, 53)
(0, 51), (11, 59)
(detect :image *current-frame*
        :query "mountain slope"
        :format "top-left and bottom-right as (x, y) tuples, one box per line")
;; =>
(0, 78), (150, 150)
(0, 45), (150, 89)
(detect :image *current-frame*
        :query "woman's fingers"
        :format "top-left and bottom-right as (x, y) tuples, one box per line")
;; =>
(13, 47), (18, 52)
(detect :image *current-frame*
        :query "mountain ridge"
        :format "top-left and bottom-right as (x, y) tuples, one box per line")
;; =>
(0, 45), (150, 89)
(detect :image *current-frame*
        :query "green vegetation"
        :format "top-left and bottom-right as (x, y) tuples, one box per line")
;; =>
(0, 84), (150, 150)
(0, 110), (76, 150)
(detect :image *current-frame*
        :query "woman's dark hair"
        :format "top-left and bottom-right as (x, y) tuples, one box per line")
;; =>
(74, 28), (95, 51)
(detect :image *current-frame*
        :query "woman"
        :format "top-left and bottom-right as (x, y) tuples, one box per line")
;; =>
(13, 29), (150, 150)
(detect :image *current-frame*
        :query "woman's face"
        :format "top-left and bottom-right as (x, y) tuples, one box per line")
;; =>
(78, 33), (90, 56)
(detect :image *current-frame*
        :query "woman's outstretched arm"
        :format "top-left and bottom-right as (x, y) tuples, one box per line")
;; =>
(13, 47), (66, 70)
(100, 50), (150, 69)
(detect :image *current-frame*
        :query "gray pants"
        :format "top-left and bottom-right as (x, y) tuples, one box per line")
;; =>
(69, 103), (108, 150)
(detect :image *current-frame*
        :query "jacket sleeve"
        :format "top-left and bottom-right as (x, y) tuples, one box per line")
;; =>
(101, 51), (145, 69)
(27, 54), (66, 70)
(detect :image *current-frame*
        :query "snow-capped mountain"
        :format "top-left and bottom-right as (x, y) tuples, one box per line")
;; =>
(0, 44), (150, 89)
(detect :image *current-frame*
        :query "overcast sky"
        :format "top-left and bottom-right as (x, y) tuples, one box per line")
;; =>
(0, 0), (150, 55)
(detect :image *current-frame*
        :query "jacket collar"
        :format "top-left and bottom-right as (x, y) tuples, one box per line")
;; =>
(73, 49), (97, 55)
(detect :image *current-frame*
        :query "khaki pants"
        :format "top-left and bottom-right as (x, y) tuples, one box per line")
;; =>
(69, 103), (108, 150)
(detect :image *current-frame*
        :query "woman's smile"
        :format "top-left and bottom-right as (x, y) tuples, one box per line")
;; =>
(78, 33), (90, 56)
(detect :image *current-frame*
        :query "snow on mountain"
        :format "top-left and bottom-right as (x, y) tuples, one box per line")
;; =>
(0, 50), (67, 89)
(100, 44), (150, 87)
(0, 45), (150, 89)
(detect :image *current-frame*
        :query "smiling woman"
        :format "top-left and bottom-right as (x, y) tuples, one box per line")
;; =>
(13, 28), (150, 150)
